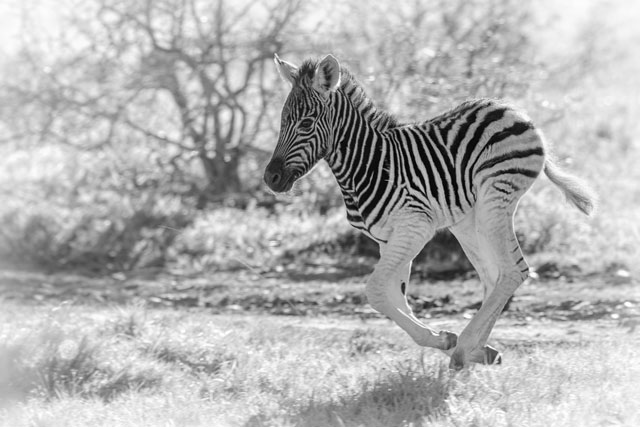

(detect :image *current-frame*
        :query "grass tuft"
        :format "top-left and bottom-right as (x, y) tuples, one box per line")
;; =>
(0, 314), (164, 404)
(144, 336), (236, 376)
(348, 328), (397, 356)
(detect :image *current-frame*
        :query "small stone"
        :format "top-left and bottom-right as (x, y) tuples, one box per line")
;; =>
(112, 272), (127, 281)
(616, 269), (630, 278)
(572, 301), (591, 311)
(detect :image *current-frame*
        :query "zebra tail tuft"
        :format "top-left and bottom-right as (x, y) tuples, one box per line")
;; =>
(543, 159), (598, 216)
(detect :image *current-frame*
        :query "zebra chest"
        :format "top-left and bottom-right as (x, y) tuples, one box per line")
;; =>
(342, 185), (407, 243)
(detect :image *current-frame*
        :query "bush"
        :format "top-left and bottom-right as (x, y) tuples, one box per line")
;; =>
(0, 191), (193, 273)
(1, 0), (637, 277)
(169, 205), (350, 272)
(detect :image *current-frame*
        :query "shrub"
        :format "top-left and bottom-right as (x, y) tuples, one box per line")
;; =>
(0, 191), (193, 272)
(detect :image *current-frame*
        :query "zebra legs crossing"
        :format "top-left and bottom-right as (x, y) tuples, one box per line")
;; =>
(365, 212), (504, 364)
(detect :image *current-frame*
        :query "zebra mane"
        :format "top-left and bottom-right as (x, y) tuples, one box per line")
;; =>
(296, 59), (400, 131)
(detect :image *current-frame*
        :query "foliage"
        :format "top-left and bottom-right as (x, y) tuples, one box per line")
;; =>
(320, 0), (536, 118)
(0, 0), (639, 274)
(1, 0), (305, 198)
(0, 179), (193, 272)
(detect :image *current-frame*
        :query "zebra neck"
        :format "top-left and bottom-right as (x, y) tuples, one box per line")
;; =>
(324, 77), (398, 195)
(325, 116), (390, 196)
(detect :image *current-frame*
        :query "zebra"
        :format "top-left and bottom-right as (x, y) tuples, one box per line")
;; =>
(264, 54), (596, 369)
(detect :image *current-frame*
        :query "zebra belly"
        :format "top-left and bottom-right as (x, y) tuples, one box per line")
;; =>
(347, 190), (470, 244)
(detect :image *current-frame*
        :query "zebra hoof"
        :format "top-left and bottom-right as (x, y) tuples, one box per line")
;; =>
(451, 345), (502, 369)
(449, 348), (466, 370)
(440, 330), (458, 350)
(469, 345), (502, 365)
(483, 346), (502, 365)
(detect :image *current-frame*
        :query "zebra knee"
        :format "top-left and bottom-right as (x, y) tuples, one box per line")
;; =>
(495, 253), (529, 290)
(501, 264), (529, 294)
(365, 272), (391, 314)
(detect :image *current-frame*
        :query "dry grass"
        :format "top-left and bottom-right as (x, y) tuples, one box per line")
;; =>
(1, 303), (638, 427)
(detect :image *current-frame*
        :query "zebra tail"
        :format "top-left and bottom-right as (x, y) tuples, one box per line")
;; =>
(543, 159), (598, 216)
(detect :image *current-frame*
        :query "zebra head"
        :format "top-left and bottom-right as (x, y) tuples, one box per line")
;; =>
(264, 54), (341, 193)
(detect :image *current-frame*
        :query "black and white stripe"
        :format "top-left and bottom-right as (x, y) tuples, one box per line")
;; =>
(267, 57), (591, 242)
(318, 73), (544, 241)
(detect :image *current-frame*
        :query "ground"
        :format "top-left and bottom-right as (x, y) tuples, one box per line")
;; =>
(2, 266), (638, 321)
(1, 267), (639, 426)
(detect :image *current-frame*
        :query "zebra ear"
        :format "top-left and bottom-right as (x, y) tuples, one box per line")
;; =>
(274, 53), (298, 85)
(313, 54), (341, 96)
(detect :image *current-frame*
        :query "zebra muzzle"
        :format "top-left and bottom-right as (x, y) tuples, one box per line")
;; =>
(264, 159), (297, 193)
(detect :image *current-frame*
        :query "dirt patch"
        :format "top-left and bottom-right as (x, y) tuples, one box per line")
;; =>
(0, 267), (638, 325)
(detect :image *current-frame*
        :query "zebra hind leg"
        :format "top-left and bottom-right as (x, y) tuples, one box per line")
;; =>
(448, 212), (504, 365)
(449, 185), (530, 370)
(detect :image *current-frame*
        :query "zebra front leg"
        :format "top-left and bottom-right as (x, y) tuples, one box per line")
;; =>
(365, 221), (457, 351)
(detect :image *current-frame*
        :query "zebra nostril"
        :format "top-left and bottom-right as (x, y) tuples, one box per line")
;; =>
(271, 173), (281, 185)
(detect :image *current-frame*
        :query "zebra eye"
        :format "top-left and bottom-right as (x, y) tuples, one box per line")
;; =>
(299, 118), (314, 130)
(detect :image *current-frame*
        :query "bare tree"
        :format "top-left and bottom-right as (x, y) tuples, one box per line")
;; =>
(1, 0), (304, 202)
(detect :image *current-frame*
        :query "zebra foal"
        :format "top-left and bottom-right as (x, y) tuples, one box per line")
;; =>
(264, 54), (596, 369)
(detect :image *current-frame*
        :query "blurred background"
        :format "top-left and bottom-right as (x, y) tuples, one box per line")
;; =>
(0, 0), (639, 281)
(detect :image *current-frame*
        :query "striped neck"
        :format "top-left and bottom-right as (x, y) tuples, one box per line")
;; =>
(324, 74), (397, 193)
